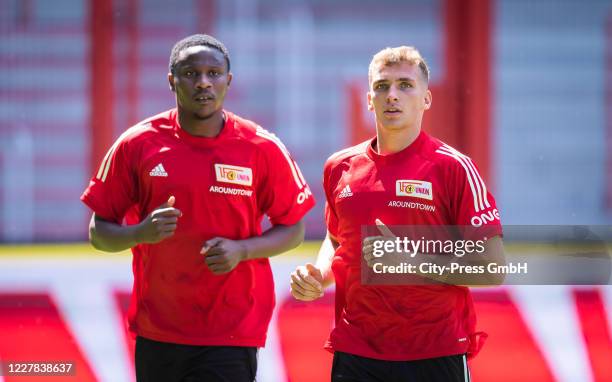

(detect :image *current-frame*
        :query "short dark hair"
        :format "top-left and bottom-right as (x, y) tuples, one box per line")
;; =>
(169, 34), (230, 73)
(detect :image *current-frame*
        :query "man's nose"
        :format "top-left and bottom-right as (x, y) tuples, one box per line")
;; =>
(195, 74), (212, 89)
(386, 86), (399, 102)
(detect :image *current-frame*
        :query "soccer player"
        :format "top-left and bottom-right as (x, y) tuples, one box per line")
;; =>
(81, 34), (315, 382)
(290, 46), (504, 381)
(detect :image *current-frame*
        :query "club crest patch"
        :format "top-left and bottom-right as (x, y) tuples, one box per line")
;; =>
(214, 164), (253, 186)
(396, 180), (433, 200)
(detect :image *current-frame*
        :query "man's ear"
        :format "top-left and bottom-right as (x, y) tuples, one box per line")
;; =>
(168, 72), (175, 92)
(367, 90), (374, 111)
(423, 89), (432, 110)
(227, 72), (233, 87)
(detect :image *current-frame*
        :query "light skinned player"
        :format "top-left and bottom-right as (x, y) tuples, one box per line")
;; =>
(291, 46), (503, 382)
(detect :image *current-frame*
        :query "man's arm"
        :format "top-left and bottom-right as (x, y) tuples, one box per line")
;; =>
(202, 220), (306, 275)
(314, 232), (338, 288)
(290, 231), (338, 301)
(89, 196), (181, 252)
(89, 214), (139, 252)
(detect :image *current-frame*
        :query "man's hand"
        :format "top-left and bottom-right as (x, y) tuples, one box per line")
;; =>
(136, 196), (182, 244)
(201, 238), (248, 275)
(374, 218), (395, 237)
(362, 218), (398, 267)
(290, 263), (324, 301)
(362, 235), (389, 268)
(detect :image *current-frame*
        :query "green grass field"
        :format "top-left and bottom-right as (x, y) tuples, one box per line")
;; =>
(0, 241), (609, 260)
(0, 241), (323, 258)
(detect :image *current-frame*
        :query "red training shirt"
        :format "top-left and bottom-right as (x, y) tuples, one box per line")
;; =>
(81, 109), (314, 347)
(323, 130), (502, 361)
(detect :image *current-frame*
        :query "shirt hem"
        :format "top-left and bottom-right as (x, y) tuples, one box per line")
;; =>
(137, 329), (266, 348)
(325, 341), (468, 362)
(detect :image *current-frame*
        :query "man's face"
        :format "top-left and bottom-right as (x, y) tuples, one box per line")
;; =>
(168, 45), (232, 120)
(367, 61), (431, 131)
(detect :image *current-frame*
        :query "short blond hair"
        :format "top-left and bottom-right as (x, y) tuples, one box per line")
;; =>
(368, 46), (430, 85)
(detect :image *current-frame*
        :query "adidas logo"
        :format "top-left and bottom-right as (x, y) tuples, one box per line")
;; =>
(149, 163), (168, 177)
(338, 185), (353, 199)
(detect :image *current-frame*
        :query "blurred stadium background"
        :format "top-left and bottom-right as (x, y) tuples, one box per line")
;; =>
(1, 0), (611, 381)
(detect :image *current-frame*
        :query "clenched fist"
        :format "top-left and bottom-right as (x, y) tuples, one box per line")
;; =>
(136, 196), (182, 244)
(201, 237), (248, 275)
(290, 263), (324, 301)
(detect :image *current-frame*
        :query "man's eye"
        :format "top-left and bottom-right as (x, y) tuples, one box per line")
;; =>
(184, 71), (195, 77)
(375, 83), (389, 90)
(400, 82), (413, 89)
(209, 70), (220, 77)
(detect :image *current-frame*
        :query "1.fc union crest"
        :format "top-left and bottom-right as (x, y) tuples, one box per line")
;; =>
(214, 164), (253, 186)
(396, 180), (433, 200)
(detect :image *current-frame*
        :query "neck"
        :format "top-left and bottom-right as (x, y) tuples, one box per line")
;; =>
(178, 109), (225, 138)
(375, 123), (421, 155)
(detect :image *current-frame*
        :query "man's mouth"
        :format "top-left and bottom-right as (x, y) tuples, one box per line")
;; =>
(384, 107), (402, 114)
(194, 94), (215, 102)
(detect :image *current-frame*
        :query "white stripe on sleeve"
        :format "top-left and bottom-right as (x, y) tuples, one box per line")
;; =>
(256, 128), (304, 188)
(441, 144), (490, 209)
(95, 125), (143, 182)
(435, 149), (481, 212)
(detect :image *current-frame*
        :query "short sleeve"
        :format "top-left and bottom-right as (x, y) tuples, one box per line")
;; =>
(448, 155), (502, 240)
(323, 160), (340, 239)
(80, 138), (138, 223)
(258, 138), (315, 226)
